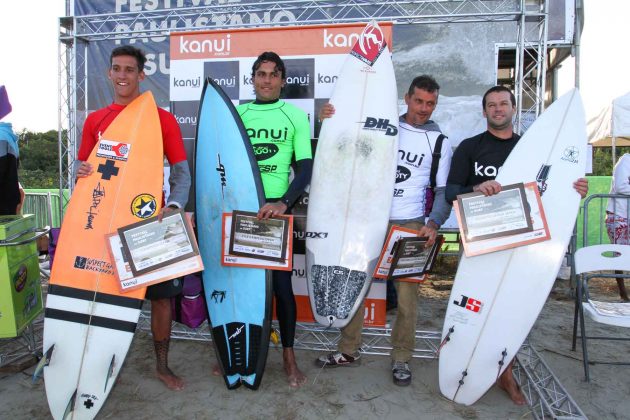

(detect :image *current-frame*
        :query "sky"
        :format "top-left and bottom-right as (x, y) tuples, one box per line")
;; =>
(0, 0), (628, 132)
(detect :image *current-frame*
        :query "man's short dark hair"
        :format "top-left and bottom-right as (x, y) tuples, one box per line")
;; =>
(482, 85), (516, 109)
(110, 46), (147, 72)
(251, 51), (286, 79)
(407, 75), (440, 96)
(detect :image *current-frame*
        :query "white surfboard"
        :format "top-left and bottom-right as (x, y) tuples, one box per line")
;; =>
(438, 89), (587, 405)
(306, 21), (399, 328)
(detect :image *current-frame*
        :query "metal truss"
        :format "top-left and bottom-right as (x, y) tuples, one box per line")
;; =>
(67, 0), (525, 43)
(514, 340), (587, 419)
(58, 0), (551, 207)
(514, 0), (548, 133)
(0, 318), (43, 369)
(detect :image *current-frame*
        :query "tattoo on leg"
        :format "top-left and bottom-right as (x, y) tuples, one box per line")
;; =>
(154, 338), (171, 374)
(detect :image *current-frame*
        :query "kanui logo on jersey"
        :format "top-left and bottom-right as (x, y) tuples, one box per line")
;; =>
(453, 294), (483, 313)
(474, 162), (501, 177)
(363, 117), (398, 136)
(351, 22), (386, 66)
(96, 140), (130, 161)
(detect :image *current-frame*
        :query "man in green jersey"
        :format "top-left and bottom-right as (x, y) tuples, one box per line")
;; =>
(237, 51), (313, 388)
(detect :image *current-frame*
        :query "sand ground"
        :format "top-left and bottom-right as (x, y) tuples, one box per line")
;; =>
(1, 266), (629, 419)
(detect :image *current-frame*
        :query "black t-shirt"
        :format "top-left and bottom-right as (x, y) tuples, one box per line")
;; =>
(445, 131), (520, 202)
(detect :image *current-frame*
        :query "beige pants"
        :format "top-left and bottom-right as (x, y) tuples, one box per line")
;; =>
(338, 220), (424, 362)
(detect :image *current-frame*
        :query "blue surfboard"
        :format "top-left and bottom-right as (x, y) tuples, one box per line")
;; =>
(195, 77), (271, 390)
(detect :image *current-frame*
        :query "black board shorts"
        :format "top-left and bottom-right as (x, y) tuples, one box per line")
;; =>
(145, 277), (183, 300)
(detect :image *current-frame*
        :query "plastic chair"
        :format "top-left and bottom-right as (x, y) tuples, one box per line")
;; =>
(571, 244), (630, 381)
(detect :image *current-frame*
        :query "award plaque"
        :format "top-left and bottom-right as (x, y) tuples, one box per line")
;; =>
(387, 235), (443, 280)
(457, 183), (533, 242)
(117, 209), (199, 276)
(228, 210), (290, 263)
(107, 231), (203, 292)
(455, 182), (551, 257)
(221, 213), (293, 270)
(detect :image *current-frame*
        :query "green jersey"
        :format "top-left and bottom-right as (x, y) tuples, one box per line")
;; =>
(237, 100), (312, 199)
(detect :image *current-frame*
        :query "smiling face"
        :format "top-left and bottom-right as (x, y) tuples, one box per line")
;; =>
(108, 55), (145, 105)
(252, 60), (285, 102)
(483, 90), (515, 132)
(404, 87), (438, 126)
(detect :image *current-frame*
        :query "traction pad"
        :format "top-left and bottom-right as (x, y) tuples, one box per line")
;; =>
(311, 265), (367, 319)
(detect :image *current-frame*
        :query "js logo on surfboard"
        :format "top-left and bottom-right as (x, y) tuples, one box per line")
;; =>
(131, 194), (157, 219)
(362, 117), (397, 136)
(96, 140), (131, 161)
(453, 295), (483, 313)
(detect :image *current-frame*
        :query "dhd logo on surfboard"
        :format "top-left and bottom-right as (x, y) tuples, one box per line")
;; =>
(362, 117), (398, 136)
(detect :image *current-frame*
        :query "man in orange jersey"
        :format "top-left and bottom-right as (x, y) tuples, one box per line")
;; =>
(76, 45), (191, 391)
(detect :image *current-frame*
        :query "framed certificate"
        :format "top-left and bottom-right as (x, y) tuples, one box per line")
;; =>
(455, 182), (551, 257)
(387, 235), (443, 280)
(456, 182), (533, 242)
(373, 225), (425, 282)
(222, 212), (293, 271)
(107, 232), (203, 293)
(117, 209), (199, 276)
(229, 210), (290, 263)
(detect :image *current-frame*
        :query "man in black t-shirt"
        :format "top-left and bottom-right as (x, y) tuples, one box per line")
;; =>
(446, 86), (588, 405)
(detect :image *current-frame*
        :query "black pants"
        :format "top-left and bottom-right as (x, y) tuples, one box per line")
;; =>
(272, 269), (297, 347)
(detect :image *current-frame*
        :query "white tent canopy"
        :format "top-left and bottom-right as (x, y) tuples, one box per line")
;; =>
(588, 91), (630, 147)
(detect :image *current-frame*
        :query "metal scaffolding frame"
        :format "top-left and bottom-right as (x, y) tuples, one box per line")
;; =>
(57, 0), (553, 213)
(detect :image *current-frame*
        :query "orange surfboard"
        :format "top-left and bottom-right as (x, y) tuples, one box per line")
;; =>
(42, 92), (163, 419)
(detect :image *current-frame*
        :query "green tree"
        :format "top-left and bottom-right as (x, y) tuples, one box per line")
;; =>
(591, 146), (630, 176)
(18, 130), (60, 188)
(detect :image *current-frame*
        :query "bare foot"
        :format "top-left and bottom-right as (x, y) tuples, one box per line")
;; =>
(212, 363), (221, 376)
(283, 348), (307, 388)
(157, 366), (184, 391)
(497, 363), (526, 406)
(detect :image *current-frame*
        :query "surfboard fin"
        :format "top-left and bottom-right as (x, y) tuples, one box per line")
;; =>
(437, 326), (454, 356)
(453, 369), (468, 401)
(104, 354), (116, 392)
(62, 389), (77, 420)
(495, 348), (508, 381)
(32, 344), (55, 383)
